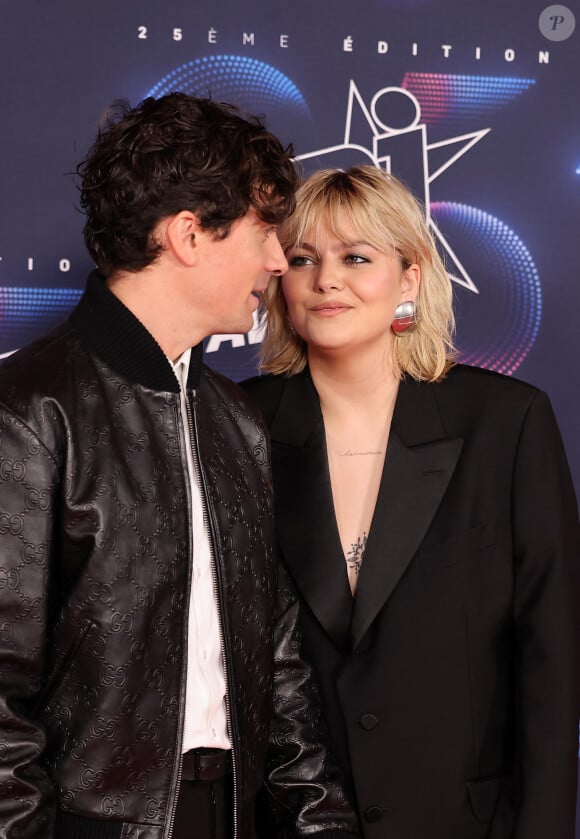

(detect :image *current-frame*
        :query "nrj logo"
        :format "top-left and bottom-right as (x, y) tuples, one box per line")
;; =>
(212, 77), (541, 375)
(295, 79), (489, 295)
(206, 74), (490, 353)
(207, 79), (489, 355)
(295, 80), (541, 374)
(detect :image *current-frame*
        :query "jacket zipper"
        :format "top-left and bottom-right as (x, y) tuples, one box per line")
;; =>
(186, 390), (239, 839)
(165, 756), (184, 839)
(164, 397), (195, 839)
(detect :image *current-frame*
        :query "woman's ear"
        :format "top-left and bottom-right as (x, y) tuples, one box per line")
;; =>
(401, 263), (421, 302)
(164, 211), (201, 266)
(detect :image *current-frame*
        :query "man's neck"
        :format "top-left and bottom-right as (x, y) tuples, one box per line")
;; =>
(106, 268), (205, 362)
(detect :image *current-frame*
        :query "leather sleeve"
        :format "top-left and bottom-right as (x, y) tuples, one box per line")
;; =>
(511, 390), (580, 839)
(0, 403), (58, 838)
(259, 556), (360, 838)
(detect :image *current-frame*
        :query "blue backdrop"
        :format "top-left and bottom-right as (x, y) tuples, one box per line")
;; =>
(1, 0), (579, 827)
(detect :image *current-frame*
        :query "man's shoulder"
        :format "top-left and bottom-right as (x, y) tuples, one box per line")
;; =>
(0, 322), (81, 418)
(0, 322), (77, 380)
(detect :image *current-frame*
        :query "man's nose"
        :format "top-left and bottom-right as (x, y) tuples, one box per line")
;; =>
(267, 234), (288, 276)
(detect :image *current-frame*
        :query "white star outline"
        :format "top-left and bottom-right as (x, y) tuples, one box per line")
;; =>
(295, 80), (492, 295)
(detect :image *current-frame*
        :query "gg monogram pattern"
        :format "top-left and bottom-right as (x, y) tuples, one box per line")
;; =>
(0, 274), (358, 839)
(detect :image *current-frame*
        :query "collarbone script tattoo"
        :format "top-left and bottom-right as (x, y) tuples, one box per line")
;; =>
(341, 449), (383, 456)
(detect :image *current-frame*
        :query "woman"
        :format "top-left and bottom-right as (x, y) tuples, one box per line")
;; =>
(242, 166), (579, 839)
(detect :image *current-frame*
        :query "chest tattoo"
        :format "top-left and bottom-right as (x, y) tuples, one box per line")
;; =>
(346, 532), (368, 575)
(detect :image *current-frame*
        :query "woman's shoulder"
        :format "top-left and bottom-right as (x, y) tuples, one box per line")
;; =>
(239, 372), (289, 427)
(440, 363), (542, 401)
(429, 363), (552, 431)
(240, 371), (286, 400)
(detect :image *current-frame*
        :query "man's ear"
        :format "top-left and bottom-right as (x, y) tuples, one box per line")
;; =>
(164, 211), (202, 267)
(401, 263), (421, 302)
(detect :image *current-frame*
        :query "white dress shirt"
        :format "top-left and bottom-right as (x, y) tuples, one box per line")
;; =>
(172, 349), (231, 751)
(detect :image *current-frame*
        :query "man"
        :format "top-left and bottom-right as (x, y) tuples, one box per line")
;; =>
(0, 94), (359, 839)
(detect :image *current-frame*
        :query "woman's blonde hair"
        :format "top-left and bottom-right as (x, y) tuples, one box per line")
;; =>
(259, 165), (456, 381)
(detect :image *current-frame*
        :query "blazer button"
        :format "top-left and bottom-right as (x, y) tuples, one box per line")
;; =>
(364, 806), (384, 823)
(359, 713), (379, 730)
(355, 635), (372, 654)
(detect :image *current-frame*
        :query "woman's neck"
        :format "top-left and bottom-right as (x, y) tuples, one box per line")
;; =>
(308, 346), (400, 416)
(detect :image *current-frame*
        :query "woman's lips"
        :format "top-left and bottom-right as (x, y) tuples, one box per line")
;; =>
(309, 303), (352, 315)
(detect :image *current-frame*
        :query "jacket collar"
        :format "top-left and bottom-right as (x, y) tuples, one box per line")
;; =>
(69, 270), (203, 393)
(269, 366), (450, 448)
(269, 367), (463, 652)
(270, 367), (321, 446)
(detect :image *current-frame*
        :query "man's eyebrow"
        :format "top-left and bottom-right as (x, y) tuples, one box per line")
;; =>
(289, 241), (316, 251)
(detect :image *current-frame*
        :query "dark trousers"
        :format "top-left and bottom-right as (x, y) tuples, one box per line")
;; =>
(172, 774), (234, 839)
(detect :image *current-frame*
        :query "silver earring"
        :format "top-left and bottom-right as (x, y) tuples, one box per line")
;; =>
(391, 301), (417, 335)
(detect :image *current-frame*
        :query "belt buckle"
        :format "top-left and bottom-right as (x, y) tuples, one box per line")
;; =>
(184, 748), (230, 782)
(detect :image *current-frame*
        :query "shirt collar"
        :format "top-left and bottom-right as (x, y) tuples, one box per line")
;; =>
(171, 347), (192, 391)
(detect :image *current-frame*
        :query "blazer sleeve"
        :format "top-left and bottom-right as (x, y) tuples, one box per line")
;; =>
(511, 389), (580, 839)
(0, 402), (58, 837)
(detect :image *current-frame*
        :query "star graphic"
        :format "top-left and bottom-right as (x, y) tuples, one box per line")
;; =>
(295, 80), (491, 294)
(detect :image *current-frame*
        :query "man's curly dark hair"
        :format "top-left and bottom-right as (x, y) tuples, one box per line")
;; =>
(78, 93), (298, 277)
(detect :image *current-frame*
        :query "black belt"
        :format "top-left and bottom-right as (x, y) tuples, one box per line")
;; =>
(182, 748), (232, 783)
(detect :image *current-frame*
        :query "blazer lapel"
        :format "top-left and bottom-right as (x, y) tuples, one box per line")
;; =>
(351, 376), (463, 649)
(270, 371), (353, 652)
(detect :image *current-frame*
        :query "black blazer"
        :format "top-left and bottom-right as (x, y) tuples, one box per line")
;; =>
(242, 364), (580, 839)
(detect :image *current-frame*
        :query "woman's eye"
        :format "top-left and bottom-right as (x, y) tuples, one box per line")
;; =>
(345, 254), (368, 264)
(288, 254), (313, 267)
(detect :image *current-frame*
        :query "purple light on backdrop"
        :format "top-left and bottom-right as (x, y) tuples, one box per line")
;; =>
(402, 73), (535, 123)
(146, 54), (312, 121)
(432, 201), (541, 374)
(0, 287), (82, 357)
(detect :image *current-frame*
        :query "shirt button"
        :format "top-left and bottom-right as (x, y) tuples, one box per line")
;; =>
(364, 806), (384, 823)
(359, 713), (379, 730)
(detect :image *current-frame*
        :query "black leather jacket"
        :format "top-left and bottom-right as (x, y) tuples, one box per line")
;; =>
(0, 273), (358, 839)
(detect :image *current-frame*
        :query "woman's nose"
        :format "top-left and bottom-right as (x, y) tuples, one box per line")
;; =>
(314, 262), (344, 292)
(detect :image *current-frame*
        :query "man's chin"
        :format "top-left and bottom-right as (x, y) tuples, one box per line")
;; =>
(216, 316), (254, 337)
